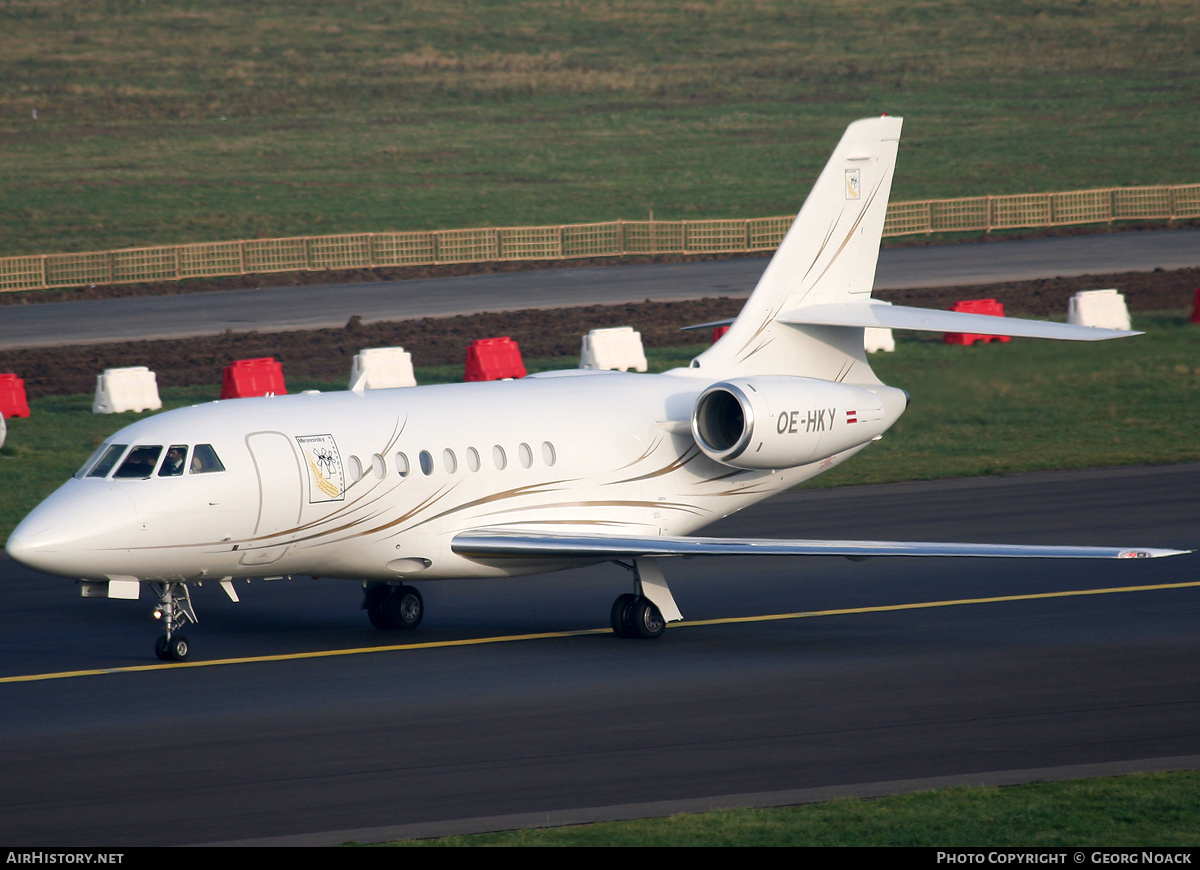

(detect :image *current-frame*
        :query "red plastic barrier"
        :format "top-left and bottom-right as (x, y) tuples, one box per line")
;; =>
(943, 298), (1011, 346)
(220, 357), (287, 399)
(0, 373), (30, 418)
(464, 337), (526, 382)
(712, 325), (731, 343)
(1190, 288), (1200, 324)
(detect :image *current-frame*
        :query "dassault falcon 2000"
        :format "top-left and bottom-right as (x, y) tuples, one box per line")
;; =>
(7, 116), (1187, 661)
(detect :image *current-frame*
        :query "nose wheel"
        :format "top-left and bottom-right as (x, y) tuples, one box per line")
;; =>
(149, 582), (198, 662)
(154, 633), (191, 662)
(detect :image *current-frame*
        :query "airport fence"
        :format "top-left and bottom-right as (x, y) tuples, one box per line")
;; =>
(2, 184), (1197, 294)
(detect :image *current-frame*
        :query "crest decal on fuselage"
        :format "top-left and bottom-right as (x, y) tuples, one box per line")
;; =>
(295, 434), (345, 502)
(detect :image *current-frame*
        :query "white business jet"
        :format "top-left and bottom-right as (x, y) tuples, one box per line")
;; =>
(6, 116), (1186, 661)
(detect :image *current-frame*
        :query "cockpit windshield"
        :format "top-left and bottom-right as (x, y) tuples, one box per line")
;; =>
(79, 442), (226, 479)
(113, 445), (163, 479)
(83, 443), (128, 479)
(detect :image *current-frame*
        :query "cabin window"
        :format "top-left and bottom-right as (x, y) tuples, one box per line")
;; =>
(158, 445), (189, 477)
(396, 452), (410, 477)
(190, 444), (225, 474)
(347, 455), (363, 482)
(84, 443), (127, 479)
(492, 445), (507, 470)
(442, 449), (457, 474)
(113, 445), (163, 480)
(519, 442), (533, 469)
(371, 453), (386, 479)
(541, 441), (557, 467)
(419, 450), (434, 476)
(465, 447), (481, 472)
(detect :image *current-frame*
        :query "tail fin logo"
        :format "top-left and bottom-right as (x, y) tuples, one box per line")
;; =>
(845, 168), (861, 200)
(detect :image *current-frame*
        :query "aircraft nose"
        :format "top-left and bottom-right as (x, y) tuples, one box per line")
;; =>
(6, 481), (140, 578)
(6, 515), (64, 575)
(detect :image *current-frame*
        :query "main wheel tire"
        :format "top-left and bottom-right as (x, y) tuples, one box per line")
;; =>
(366, 585), (394, 629)
(393, 585), (423, 629)
(610, 593), (638, 638)
(631, 598), (665, 640)
(367, 585), (423, 630)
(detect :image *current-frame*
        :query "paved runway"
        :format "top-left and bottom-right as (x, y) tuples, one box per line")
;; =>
(1, 465), (1196, 845)
(2, 228), (1198, 350)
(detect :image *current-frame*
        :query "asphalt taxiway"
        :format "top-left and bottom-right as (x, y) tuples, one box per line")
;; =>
(1, 464), (1196, 845)
(2, 228), (1198, 350)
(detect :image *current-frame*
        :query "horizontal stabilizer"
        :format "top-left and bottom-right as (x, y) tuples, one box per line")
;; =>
(780, 303), (1139, 341)
(453, 530), (1186, 561)
(681, 318), (735, 332)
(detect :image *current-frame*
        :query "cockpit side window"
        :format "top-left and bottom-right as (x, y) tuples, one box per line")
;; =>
(158, 445), (189, 477)
(113, 445), (163, 479)
(190, 444), (225, 474)
(85, 444), (129, 479)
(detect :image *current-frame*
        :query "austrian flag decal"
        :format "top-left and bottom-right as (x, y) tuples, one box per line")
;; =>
(846, 409), (858, 424)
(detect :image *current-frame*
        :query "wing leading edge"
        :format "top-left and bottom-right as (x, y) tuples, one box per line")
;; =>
(452, 530), (1187, 561)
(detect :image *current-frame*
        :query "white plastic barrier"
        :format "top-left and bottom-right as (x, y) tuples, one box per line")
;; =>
(0, 411), (5, 449)
(1067, 289), (1130, 331)
(580, 326), (648, 372)
(349, 347), (417, 390)
(864, 300), (894, 353)
(93, 366), (162, 414)
(864, 327), (895, 353)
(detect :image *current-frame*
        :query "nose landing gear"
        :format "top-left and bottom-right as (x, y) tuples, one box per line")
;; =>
(149, 581), (198, 662)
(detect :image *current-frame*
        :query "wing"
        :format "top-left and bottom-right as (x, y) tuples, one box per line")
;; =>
(452, 530), (1187, 561)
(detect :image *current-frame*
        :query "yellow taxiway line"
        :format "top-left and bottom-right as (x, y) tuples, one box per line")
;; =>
(4, 580), (1198, 684)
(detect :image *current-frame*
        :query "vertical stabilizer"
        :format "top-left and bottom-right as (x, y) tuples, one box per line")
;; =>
(693, 116), (902, 382)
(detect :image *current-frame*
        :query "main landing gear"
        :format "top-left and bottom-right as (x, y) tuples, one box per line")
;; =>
(610, 558), (682, 640)
(364, 583), (424, 630)
(150, 581), (197, 662)
(610, 592), (665, 639)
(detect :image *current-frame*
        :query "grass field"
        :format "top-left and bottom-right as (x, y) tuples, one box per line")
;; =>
(3, 1), (1199, 256)
(377, 771), (1200, 846)
(3, 314), (1197, 541)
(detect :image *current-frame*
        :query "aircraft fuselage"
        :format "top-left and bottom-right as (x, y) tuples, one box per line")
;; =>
(8, 368), (901, 586)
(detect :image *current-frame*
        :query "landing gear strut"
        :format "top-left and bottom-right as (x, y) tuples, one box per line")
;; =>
(610, 558), (680, 640)
(149, 581), (197, 662)
(364, 583), (424, 630)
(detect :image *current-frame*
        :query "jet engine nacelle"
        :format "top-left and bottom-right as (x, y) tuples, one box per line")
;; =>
(691, 376), (900, 470)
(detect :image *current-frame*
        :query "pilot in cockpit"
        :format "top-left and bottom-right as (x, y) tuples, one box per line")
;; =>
(159, 445), (187, 477)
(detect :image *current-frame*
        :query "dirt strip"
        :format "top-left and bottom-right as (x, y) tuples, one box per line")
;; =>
(3, 267), (1197, 400)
